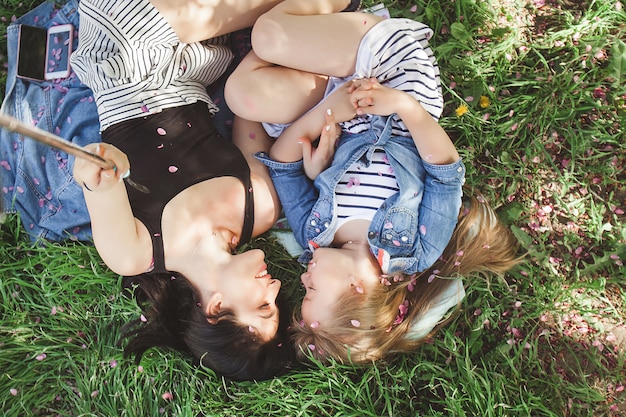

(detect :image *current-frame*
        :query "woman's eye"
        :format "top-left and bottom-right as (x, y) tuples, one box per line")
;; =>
(259, 303), (270, 310)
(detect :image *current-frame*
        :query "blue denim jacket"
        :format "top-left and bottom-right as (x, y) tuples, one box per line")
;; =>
(258, 116), (466, 275)
(0, 0), (100, 242)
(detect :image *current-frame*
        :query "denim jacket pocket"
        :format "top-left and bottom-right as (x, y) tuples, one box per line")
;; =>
(379, 207), (417, 249)
(306, 197), (333, 239)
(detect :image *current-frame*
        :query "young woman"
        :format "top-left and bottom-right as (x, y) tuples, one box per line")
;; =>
(1, 0), (323, 381)
(225, 0), (520, 364)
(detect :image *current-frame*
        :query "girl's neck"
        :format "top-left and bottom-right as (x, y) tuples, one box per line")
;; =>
(333, 218), (371, 246)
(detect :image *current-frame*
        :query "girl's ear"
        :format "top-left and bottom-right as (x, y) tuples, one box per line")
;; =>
(350, 276), (365, 294)
(205, 293), (222, 324)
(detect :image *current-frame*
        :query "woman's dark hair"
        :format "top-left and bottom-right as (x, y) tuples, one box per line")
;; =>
(119, 271), (295, 381)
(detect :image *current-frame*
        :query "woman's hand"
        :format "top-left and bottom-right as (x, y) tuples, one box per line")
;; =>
(300, 109), (340, 180)
(72, 143), (130, 192)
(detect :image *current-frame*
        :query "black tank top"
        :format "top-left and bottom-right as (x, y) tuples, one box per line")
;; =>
(102, 102), (254, 273)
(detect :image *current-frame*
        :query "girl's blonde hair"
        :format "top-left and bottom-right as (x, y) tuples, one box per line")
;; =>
(291, 194), (522, 364)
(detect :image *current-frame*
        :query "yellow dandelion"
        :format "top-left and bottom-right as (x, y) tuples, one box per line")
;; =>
(479, 95), (490, 108)
(455, 103), (469, 117)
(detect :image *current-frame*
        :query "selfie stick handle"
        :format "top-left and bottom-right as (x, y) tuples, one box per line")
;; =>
(0, 113), (115, 171)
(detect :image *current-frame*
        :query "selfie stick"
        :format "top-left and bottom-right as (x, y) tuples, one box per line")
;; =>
(0, 113), (149, 193)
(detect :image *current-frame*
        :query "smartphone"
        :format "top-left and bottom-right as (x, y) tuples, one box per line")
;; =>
(16, 24), (47, 81)
(44, 24), (74, 80)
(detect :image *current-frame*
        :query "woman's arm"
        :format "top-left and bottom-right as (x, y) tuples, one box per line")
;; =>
(72, 143), (152, 275)
(152, 0), (283, 43)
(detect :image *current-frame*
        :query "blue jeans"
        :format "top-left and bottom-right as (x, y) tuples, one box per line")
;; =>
(1, 0), (99, 242)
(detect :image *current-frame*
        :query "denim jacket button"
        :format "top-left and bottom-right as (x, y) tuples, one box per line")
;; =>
(324, 222), (330, 228)
(310, 220), (317, 226)
(401, 236), (408, 242)
(385, 233), (392, 240)
(368, 231), (376, 239)
(457, 166), (463, 172)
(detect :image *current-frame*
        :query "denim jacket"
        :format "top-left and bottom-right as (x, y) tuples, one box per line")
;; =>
(258, 116), (466, 275)
(1, 0), (100, 242)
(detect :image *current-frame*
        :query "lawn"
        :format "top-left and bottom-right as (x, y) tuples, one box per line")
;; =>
(1, 0), (624, 416)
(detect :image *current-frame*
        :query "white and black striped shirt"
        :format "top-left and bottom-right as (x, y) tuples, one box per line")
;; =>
(335, 148), (399, 227)
(71, 0), (233, 131)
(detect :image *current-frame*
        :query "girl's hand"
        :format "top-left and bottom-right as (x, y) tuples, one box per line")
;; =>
(300, 109), (340, 180)
(322, 81), (357, 123)
(73, 143), (130, 192)
(349, 77), (403, 116)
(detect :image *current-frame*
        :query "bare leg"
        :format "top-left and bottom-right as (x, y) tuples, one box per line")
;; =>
(225, 0), (382, 123)
(225, 51), (328, 124)
(252, 0), (383, 76)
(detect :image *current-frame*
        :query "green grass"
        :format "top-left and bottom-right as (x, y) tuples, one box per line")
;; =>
(1, 0), (625, 416)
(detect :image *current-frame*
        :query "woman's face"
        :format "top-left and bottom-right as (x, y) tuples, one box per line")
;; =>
(209, 248), (281, 341)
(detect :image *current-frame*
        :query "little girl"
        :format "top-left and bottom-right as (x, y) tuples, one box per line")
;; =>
(226, 0), (520, 364)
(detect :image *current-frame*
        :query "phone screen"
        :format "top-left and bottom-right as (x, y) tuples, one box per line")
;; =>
(45, 28), (72, 78)
(17, 25), (47, 81)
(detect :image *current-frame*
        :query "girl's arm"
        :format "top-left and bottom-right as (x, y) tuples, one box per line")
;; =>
(349, 78), (460, 165)
(269, 82), (354, 162)
(72, 143), (152, 276)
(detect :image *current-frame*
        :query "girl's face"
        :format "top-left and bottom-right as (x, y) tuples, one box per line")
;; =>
(300, 247), (379, 327)
(209, 249), (281, 341)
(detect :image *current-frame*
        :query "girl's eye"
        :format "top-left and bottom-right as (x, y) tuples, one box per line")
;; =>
(259, 303), (270, 310)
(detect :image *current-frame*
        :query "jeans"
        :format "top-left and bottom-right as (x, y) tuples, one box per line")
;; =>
(1, 0), (99, 242)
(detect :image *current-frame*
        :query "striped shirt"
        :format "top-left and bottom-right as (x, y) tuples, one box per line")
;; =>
(335, 148), (399, 228)
(70, 0), (233, 131)
(263, 18), (443, 139)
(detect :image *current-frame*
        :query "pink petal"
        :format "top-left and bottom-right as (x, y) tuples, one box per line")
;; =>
(309, 321), (319, 329)
(140, 314), (147, 322)
(351, 320), (361, 327)
(156, 127), (167, 136)
(35, 353), (47, 361)
(168, 166), (178, 173)
(161, 392), (173, 401)
(419, 225), (427, 235)
(307, 344), (316, 351)
(10, 388), (18, 396)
